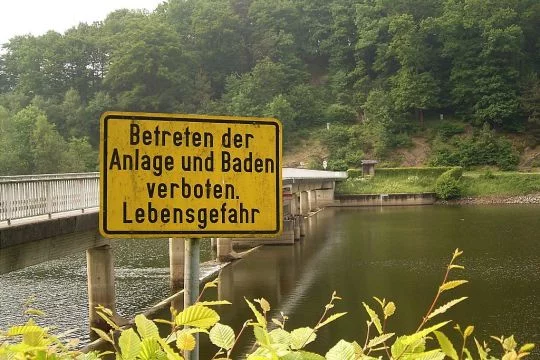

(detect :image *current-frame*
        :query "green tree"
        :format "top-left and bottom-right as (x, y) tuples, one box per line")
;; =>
(31, 115), (66, 174)
(62, 137), (98, 172)
(0, 105), (44, 174)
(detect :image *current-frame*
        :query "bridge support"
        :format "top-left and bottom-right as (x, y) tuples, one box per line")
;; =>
(293, 217), (301, 240)
(169, 238), (185, 292)
(299, 216), (306, 237)
(217, 238), (234, 262)
(309, 190), (318, 212)
(299, 191), (309, 215)
(86, 244), (116, 332)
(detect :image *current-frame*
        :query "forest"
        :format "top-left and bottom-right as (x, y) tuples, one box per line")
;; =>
(0, 0), (539, 174)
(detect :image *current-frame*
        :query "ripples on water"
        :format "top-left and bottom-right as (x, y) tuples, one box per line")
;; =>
(0, 238), (214, 343)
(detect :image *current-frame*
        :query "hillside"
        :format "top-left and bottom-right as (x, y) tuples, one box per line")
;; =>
(284, 126), (540, 171)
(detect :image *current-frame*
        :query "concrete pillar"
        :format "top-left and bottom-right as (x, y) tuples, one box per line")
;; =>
(299, 191), (309, 215)
(169, 238), (185, 293)
(299, 216), (306, 237)
(290, 194), (299, 215)
(293, 217), (301, 240)
(86, 244), (116, 332)
(217, 238), (233, 262)
(309, 190), (318, 212)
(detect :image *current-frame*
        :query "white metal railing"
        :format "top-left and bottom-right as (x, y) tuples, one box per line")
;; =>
(0, 173), (99, 223)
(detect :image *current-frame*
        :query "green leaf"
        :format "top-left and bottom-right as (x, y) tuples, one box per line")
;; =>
(367, 333), (395, 348)
(434, 331), (459, 360)
(362, 302), (382, 334)
(269, 328), (291, 346)
(7, 325), (45, 336)
(427, 297), (468, 320)
(175, 305), (220, 329)
(407, 349), (446, 360)
(474, 338), (489, 360)
(96, 311), (120, 330)
(118, 328), (142, 360)
(135, 314), (159, 339)
(176, 332), (195, 351)
(519, 343), (535, 353)
(464, 325), (474, 337)
(325, 340), (355, 360)
(254, 298), (271, 313)
(24, 309), (46, 317)
(315, 312), (347, 330)
(156, 338), (184, 360)
(209, 323), (235, 350)
(439, 280), (468, 293)
(384, 302), (396, 318)
(245, 299), (267, 327)
(253, 326), (271, 346)
(402, 321), (451, 345)
(281, 351), (325, 360)
(139, 338), (166, 360)
(90, 327), (114, 344)
(502, 335), (517, 351)
(196, 301), (232, 306)
(290, 327), (316, 350)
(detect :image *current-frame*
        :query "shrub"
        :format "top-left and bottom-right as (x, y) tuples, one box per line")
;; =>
(1, 250), (534, 360)
(429, 125), (519, 170)
(435, 169), (462, 199)
(436, 122), (466, 140)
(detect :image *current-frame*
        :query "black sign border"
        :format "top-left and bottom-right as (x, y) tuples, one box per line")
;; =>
(101, 113), (282, 237)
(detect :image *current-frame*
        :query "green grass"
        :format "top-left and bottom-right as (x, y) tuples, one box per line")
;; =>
(336, 170), (540, 197)
(336, 173), (439, 194)
(461, 172), (540, 196)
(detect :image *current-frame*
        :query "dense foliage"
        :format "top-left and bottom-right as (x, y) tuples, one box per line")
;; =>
(0, 250), (535, 359)
(1, 0), (539, 174)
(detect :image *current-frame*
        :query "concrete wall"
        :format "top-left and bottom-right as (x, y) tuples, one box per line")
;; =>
(333, 193), (436, 206)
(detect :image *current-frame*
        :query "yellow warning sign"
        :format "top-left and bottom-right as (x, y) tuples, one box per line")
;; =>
(99, 112), (282, 238)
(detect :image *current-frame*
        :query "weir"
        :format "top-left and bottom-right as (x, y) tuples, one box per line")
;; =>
(0, 168), (346, 334)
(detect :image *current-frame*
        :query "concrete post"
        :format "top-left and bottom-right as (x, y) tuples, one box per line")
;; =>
(293, 217), (301, 240)
(217, 238), (234, 262)
(299, 191), (309, 215)
(86, 244), (116, 332)
(169, 238), (185, 293)
(309, 190), (318, 212)
(290, 194), (299, 215)
(299, 216), (306, 237)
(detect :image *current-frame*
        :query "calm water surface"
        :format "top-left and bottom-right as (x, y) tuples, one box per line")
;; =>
(1, 205), (538, 356)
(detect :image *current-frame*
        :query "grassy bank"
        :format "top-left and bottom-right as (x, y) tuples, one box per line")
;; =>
(336, 168), (540, 198)
(461, 172), (540, 196)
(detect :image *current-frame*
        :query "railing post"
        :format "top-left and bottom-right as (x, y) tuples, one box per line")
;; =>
(46, 181), (52, 218)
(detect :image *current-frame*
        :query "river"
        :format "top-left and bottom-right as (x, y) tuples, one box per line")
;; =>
(1, 205), (538, 357)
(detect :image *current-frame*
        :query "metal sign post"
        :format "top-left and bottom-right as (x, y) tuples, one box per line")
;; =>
(184, 238), (200, 360)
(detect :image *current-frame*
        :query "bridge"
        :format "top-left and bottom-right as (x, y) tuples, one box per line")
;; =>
(0, 169), (346, 331)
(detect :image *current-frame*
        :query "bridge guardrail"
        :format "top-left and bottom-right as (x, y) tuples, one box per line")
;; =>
(0, 173), (99, 223)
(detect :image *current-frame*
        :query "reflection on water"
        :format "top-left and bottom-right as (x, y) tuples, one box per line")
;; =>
(193, 206), (540, 358)
(0, 206), (538, 356)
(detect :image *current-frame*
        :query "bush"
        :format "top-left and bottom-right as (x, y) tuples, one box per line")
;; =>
(429, 125), (520, 170)
(1, 250), (535, 360)
(436, 121), (466, 139)
(435, 169), (463, 199)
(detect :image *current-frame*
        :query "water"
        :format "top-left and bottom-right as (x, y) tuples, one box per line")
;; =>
(1, 206), (538, 357)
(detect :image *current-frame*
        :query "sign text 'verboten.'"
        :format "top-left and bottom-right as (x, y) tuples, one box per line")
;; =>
(99, 112), (282, 238)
